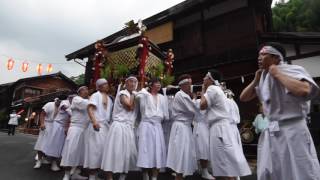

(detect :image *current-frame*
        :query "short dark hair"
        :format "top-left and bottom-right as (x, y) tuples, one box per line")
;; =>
(208, 69), (222, 82)
(148, 77), (161, 87)
(177, 74), (191, 83)
(260, 42), (286, 59)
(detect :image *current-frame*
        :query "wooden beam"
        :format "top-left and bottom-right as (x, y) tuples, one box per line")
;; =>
(288, 50), (320, 61)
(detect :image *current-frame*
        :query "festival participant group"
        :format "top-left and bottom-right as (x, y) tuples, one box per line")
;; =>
(32, 43), (320, 180)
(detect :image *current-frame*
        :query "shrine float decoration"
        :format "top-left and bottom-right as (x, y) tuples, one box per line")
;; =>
(89, 20), (175, 91)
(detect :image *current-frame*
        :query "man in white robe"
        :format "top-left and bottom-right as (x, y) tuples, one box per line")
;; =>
(84, 79), (113, 180)
(61, 86), (90, 180)
(136, 78), (169, 180)
(161, 87), (174, 154)
(200, 70), (251, 180)
(101, 76), (139, 180)
(225, 88), (251, 180)
(240, 42), (320, 180)
(166, 74), (198, 180)
(193, 98), (215, 180)
(34, 98), (61, 169)
(7, 110), (21, 136)
(43, 96), (73, 171)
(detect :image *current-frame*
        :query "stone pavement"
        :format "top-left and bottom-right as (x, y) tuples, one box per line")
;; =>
(0, 132), (257, 180)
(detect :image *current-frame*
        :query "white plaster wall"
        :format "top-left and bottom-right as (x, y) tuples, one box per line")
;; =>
(292, 56), (320, 78)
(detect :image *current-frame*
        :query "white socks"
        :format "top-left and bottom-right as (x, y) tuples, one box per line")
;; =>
(33, 160), (41, 169)
(63, 171), (71, 180)
(201, 168), (215, 180)
(88, 174), (96, 180)
(151, 177), (157, 180)
(70, 167), (77, 175)
(50, 161), (61, 171)
(119, 174), (126, 180)
(143, 172), (149, 180)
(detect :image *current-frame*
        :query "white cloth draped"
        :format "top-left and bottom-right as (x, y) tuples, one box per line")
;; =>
(204, 85), (251, 177)
(166, 90), (197, 176)
(193, 99), (210, 161)
(83, 92), (113, 169)
(34, 102), (57, 151)
(34, 121), (53, 151)
(61, 96), (89, 167)
(136, 89), (168, 169)
(8, 114), (20, 125)
(101, 90), (138, 173)
(255, 64), (320, 180)
(61, 126), (86, 167)
(43, 100), (71, 158)
(161, 89), (174, 154)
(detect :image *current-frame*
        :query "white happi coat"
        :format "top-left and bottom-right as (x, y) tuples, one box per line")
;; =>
(34, 102), (57, 152)
(166, 90), (197, 176)
(61, 96), (89, 167)
(204, 85), (251, 177)
(101, 89), (138, 173)
(83, 91), (113, 169)
(136, 88), (169, 169)
(43, 100), (71, 158)
(8, 113), (20, 125)
(255, 64), (320, 180)
(193, 99), (210, 161)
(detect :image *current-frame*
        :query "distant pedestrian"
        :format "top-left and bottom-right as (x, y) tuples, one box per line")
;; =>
(7, 110), (21, 136)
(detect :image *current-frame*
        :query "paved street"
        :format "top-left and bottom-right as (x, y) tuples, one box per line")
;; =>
(0, 132), (257, 180)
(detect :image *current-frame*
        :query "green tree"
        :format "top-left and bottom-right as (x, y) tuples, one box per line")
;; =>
(272, 0), (320, 31)
(70, 74), (85, 85)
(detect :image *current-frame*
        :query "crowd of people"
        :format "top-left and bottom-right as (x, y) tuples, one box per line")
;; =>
(30, 42), (320, 180)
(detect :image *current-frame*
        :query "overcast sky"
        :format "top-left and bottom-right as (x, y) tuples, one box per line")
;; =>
(0, 0), (286, 84)
(0, 0), (187, 84)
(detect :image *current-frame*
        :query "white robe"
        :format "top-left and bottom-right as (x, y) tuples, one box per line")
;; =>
(8, 114), (20, 125)
(83, 91), (113, 169)
(61, 96), (89, 167)
(34, 102), (57, 152)
(193, 99), (210, 161)
(204, 85), (251, 177)
(166, 90), (197, 176)
(43, 100), (71, 158)
(255, 64), (320, 180)
(226, 97), (252, 176)
(161, 88), (174, 154)
(101, 90), (138, 173)
(136, 89), (169, 169)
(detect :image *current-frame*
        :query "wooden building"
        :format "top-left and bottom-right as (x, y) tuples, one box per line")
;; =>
(66, 0), (273, 86)
(65, 0), (320, 156)
(0, 72), (77, 134)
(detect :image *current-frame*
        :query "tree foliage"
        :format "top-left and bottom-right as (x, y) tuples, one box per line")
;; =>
(70, 74), (85, 85)
(272, 0), (320, 31)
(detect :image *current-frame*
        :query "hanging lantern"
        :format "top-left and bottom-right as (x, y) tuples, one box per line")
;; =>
(21, 61), (29, 72)
(47, 64), (53, 73)
(7, 58), (15, 70)
(36, 64), (43, 75)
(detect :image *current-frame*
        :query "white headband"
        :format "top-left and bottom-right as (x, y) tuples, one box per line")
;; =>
(260, 46), (284, 62)
(96, 78), (108, 90)
(206, 72), (220, 85)
(206, 72), (214, 81)
(178, 78), (191, 86)
(77, 86), (87, 94)
(125, 76), (138, 82)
